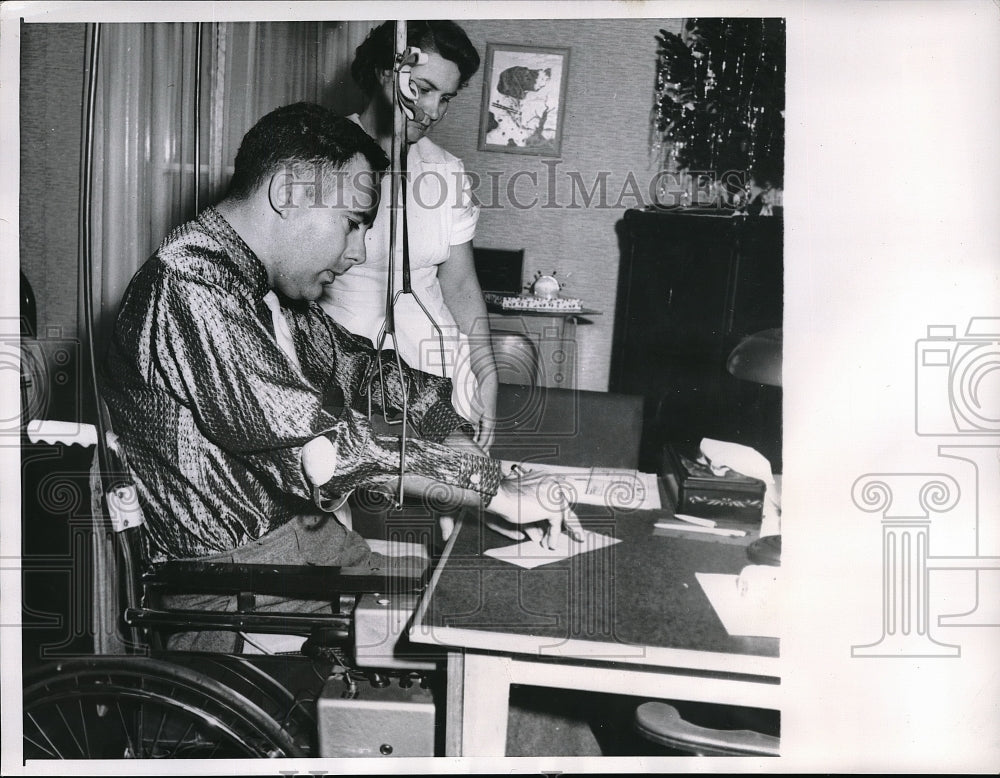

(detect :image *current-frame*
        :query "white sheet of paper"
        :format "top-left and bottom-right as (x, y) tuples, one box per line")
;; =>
(695, 572), (780, 638)
(484, 530), (622, 569)
(509, 463), (661, 512)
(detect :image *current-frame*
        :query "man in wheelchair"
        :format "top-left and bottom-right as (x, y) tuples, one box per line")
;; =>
(99, 101), (583, 654)
(21, 102), (587, 761)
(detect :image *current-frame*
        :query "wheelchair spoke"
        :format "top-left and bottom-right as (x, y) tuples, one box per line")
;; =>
(24, 657), (305, 759)
(137, 700), (144, 757)
(113, 697), (140, 757)
(207, 736), (225, 759)
(23, 731), (60, 759)
(77, 698), (92, 757)
(168, 721), (197, 758)
(25, 712), (63, 759)
(149, 708), (168, 756)
(55, 701), (87, 758)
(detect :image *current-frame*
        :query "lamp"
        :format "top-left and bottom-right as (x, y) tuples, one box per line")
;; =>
(726, 328), (782, 387)
(726, 328), (782, 566)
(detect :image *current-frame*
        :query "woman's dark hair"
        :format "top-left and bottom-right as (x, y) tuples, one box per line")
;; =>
(351, 20), (480, 96)
(227, 102), (389, 201)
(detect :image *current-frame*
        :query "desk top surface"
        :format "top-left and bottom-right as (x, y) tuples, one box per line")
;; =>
(410, 501), (779, 675)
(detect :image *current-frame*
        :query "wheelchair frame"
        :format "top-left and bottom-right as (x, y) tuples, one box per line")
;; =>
(22, 424), (439, 760)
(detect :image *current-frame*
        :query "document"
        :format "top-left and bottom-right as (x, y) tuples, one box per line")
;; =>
(484, 530), (621, 570)
(695, 570), (780, 639)
(508, 462), (661, 512)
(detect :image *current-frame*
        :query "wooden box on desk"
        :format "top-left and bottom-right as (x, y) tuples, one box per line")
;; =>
(661, 445), (765, 522)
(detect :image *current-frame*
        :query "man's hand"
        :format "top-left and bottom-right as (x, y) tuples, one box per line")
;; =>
(484, 466), (585, 549)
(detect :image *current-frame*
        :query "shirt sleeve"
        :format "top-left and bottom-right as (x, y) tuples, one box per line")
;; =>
(448, 158), (480, 246)
(151, 270), (500, 502)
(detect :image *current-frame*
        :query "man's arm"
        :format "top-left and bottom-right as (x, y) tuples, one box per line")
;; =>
(151, 271), (501, 506)
(154, 271), (580, 545)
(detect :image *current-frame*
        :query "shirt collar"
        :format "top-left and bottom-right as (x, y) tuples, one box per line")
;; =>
(198, 206), (271, 301)
(346, 112), (437, 165)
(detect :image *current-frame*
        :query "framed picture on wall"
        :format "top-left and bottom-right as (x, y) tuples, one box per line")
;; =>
(478, 43), (570, 156)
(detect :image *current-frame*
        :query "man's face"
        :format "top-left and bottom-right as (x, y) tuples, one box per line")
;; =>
(271, 155), (379, 301)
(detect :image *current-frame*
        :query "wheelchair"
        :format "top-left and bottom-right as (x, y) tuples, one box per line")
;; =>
(23, 378), (644, 760)
(22, 409), (449, 760)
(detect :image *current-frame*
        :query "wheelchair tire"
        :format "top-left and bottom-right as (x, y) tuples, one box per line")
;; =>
(23, 656), (305, 759)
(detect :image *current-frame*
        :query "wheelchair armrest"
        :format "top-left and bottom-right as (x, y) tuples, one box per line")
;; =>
(142, 561), (427, 599)
(125, 605), (352, 636)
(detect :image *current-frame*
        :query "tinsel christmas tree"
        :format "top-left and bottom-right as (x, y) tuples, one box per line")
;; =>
(653, 18), (785, 197)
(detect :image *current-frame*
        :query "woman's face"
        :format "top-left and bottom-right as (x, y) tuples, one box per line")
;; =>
(379, 50), (462, 143)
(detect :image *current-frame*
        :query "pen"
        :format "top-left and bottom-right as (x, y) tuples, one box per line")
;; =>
(654, 521), (747, 538)
(672, 513), (717, 528)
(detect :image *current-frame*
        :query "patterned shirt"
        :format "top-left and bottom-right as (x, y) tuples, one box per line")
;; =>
(102, 207), (501, 562)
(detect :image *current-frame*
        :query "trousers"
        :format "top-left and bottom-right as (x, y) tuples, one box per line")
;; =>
(161, 513), (428, 652)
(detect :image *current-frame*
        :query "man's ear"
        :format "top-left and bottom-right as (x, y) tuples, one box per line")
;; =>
(267, 170), (294, 217)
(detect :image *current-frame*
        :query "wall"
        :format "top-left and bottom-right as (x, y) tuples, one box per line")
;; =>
(17, 19), (682, 395)
(432, 18), (683, 392)
(19, 22), (85, 343)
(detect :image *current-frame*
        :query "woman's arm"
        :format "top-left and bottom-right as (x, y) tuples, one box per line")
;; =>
(437, 240), (499, 450)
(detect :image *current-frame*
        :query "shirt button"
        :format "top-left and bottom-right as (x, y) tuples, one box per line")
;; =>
(469, 472), (481, 486)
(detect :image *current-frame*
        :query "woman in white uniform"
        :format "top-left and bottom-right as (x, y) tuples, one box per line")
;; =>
(320, 21), (499, 451)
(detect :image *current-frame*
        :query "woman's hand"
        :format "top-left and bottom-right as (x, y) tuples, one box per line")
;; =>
(471, 367), (498, 451)
(484, 466), (585, 549)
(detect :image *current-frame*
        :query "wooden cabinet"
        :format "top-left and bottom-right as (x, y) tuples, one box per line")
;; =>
(611, 208), (783, 473)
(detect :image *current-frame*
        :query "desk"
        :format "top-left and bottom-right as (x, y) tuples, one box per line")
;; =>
(408, 501), (779, 756)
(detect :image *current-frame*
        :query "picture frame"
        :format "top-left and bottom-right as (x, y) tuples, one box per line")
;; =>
(477, 43), (570, 156)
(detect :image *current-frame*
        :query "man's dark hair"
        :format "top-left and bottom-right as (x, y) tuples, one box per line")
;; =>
(351, 20), (480, 97)
(227, 102), (389, 201)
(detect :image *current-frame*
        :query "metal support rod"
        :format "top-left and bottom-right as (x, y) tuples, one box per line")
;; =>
(364, 20), (410, 508)
(193, 21), (204, 215)
(362, 21), (450, 508)
(79, 22), (104, 473)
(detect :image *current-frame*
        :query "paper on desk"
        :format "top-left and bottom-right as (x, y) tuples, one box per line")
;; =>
(695, 570), (780, 638)
(509, 462), (661, 512)
(484, 530), (621, 569)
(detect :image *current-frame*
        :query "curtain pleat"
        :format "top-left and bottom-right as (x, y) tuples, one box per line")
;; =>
(87, 20), (373, 348)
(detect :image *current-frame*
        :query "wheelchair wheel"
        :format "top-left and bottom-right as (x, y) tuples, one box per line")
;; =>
(23, 656), (305, 759)
(168, 653), (321, 754)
